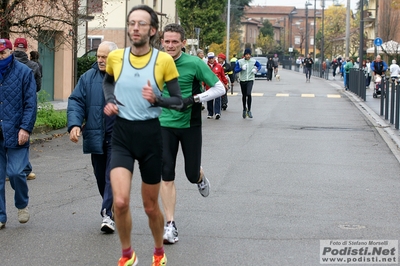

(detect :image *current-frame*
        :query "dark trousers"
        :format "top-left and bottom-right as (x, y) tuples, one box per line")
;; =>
(240, 80), (253, 111)
(161, 126), (202, 184)
(207, 97), (221, 116)
(305, 67), (312, 79)
(345, 72), (350, 89)
(267, 68), (273, 80)
(91, 137), (113, 218)
(366, 75), (371, 86)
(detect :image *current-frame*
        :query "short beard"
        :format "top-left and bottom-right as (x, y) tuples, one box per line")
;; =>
(128, 28), (152, 48)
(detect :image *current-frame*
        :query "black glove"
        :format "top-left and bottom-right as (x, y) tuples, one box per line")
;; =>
(180, 96), (194, 111)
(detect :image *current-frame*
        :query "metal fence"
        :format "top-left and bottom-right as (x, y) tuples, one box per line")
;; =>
(374, 76), (400, 129)
(348, 68), (366, 101)
(286, 63), (400, 130)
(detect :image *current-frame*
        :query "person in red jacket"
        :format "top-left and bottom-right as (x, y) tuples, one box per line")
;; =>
(205, 52), (228, 119)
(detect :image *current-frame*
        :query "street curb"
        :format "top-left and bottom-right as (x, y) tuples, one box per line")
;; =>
(30, 127), (68, 145)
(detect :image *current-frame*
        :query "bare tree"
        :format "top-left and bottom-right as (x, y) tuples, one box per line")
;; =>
(0, 0), (108, 51)
(378, 1), (400, 43)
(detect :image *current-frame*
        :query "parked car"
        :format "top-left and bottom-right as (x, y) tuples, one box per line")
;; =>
(253, 56), (267, 78)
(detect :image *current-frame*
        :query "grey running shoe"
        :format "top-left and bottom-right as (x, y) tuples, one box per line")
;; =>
(197, 168), (210, 197)
(242, 109), (247, 119)
(0, 222), (5, 230)
(101, 209), (115, 234)
(247, 111), (253, 118)
(163, 221), (178, 244)
(18, 207), (29, 223)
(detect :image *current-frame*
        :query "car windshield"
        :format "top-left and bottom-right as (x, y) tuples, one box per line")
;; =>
(254, 57), (267, 65)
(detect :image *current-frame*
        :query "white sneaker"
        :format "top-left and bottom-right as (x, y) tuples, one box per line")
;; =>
(163, 221), (178, 244)
(0, 221), (5, 229)
(197, 168), (210, 197)
(18, 207), (29, 223)
(101, 209), (115, 233)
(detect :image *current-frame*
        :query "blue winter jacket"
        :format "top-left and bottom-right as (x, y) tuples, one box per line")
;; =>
(0, 55), (37, 148)
(67, 63), (114, 154)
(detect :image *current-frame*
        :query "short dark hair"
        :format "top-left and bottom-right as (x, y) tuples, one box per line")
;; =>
(127, 5), (159, 43)
(163, 23), (186, 41)
(30, 51), (39, 61)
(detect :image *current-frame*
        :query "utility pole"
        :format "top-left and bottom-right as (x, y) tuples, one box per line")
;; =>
(226, 0), (231, 59)
(305, 1), (312, 56)
(345, 0), (350, 58)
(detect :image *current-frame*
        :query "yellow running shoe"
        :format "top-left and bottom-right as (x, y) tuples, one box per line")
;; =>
(152, 253), (167, 266)
(118, 251), (138, 266)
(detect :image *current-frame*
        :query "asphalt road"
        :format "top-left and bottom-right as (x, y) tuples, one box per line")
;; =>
(2, 68), (400, 265)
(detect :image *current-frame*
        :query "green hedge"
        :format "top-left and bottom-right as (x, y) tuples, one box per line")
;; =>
(34, 91), (67, 130)
(77, 55), (96, 80)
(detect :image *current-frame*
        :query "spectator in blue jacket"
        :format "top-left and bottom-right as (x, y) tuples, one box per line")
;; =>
(67, 41), (118, 234)
(0, 38), (37, 230)
(370, 55), (388, 78)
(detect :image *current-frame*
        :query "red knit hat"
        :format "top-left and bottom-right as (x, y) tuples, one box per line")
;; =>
(218, 53), (226, 60)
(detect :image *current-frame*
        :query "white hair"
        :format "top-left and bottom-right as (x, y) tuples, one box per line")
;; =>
(100, 41), (118, 52)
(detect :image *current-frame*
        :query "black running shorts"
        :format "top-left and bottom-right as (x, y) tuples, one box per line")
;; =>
(110, 117), (162, 185)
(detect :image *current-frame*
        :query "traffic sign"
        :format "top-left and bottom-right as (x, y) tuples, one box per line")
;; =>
(374, 37), (383, 46)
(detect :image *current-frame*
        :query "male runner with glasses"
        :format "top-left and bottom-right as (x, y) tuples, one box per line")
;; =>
(103, 5), (182, 266)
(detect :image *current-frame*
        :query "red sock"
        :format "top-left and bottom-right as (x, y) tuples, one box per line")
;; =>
(122, 247), (133, 258)
(154, 246), (164, 256)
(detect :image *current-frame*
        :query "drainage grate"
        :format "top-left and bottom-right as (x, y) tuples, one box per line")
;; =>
(297, 126), (371, 132)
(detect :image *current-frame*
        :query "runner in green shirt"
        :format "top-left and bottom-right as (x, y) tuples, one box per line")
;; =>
(159, 23), (225, 244)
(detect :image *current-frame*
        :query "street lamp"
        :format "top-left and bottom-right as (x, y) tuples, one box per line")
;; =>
(226, 2), (244, 59)
(359, 0), (365, 100)
(321, 0), (325, 78)
(313, 0), (317, 62)
(226, 0), (231, 59)
(345, 0), (350, 58)
(305, 1), (313, 56)
(288, 8), (297, 50)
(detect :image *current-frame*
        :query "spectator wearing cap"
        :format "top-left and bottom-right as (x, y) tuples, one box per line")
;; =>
(13, 37), (41, 181)
(206, 52), (228, 119)
(0, 38), (37, 230)
(234, 48), (261, 119)
(13, 38), (41, 92)
(217, 53), (233, 110)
